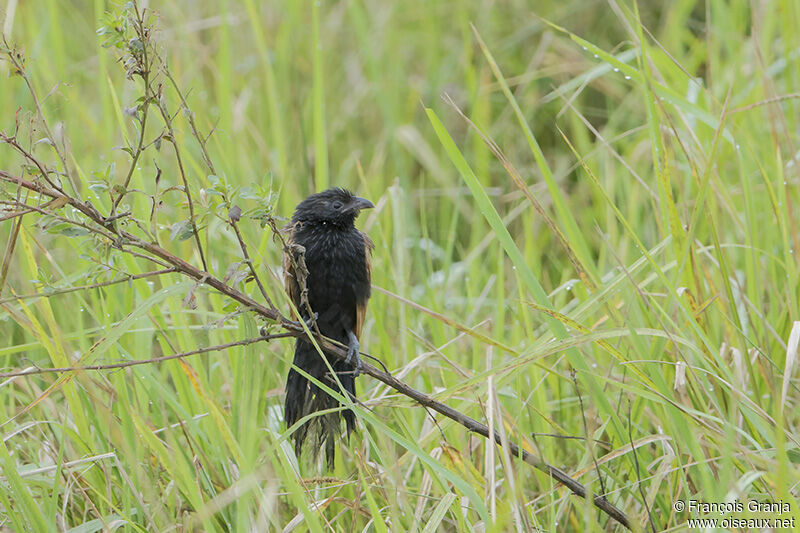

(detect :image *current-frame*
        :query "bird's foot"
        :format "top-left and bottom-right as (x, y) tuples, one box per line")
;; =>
(346, 330), (362, 377)
(290, 312), (318, 331)
(304, 312), (319, 329)
(287, 312), (319, 334)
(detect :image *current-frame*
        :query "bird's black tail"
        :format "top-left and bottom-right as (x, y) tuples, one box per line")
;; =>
(284, 338), (356, 465)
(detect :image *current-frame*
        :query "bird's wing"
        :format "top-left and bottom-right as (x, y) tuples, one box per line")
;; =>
(354, 232), (374, 340)
(282, 223), (302, 318)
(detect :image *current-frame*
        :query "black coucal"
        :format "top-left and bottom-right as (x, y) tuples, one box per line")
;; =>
(283, 188), (374, 464)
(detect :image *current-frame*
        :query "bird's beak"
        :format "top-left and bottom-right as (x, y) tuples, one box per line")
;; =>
(350, 196), (374, 211)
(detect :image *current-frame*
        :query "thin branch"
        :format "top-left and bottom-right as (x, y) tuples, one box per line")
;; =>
(0, 177), (26, 297)
(228, 205), (277, 312)
(628, 401), (657, 533)
(0, 268), (177, 305)
(118, 248), (173, 269)
(154, 89), (208, 272)
(111, 3), (154, 216)
(163, 65), (216, 175)
(267, 216), (319, 333)
(0, 334), (292, 379)
(0, 132), (65, 194)
(0, 204), (22, 297)
(17, 201), (118, 242)
(572, 368), (608, 496)
(530, 433), (612, 446)
(0, 39), (75, 196)
(0, 205), (36, 222)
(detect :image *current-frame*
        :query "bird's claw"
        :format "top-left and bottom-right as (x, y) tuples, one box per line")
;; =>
(304, 312), (319, 329)
(346, 330), (362, 377)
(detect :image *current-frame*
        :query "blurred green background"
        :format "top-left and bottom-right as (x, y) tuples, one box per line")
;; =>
(1, 0), (799, 531)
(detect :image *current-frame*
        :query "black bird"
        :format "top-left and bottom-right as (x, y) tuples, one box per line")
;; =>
(283, 188), (374, 464)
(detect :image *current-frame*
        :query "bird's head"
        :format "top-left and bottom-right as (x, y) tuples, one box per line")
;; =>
(291, 188), (374, 229)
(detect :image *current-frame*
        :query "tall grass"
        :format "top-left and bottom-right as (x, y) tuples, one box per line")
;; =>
(1, 1), (798, 531)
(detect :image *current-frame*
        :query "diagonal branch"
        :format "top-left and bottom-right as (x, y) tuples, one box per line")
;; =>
(0, 168), (633, 529)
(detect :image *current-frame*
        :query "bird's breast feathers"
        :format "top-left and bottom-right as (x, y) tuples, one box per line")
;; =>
(300, 227), (368, 263)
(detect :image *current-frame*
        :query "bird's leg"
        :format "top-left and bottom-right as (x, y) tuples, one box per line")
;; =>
(304, 312), (319, 329)
(345, 330), (362, 376)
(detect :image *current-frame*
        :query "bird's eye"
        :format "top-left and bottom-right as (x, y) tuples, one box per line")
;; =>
(332, 201), (343, 210)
